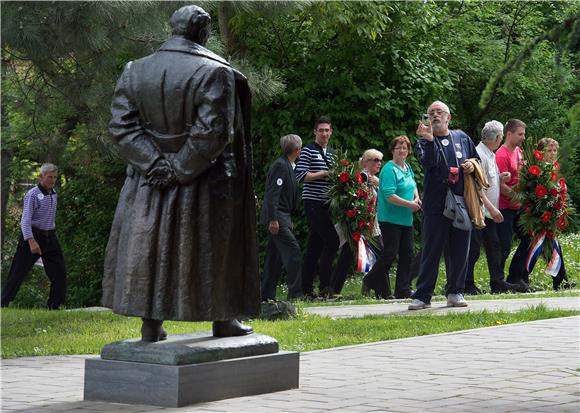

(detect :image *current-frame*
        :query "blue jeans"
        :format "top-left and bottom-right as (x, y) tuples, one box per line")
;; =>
(497, 209), (530, 284)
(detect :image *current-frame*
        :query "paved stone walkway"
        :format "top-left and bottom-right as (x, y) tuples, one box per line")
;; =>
(1, 314), (579, 412)
(304, 296), (580, 318)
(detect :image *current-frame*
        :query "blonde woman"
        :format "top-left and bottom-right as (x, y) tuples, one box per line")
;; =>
(330, 149), (384, 295)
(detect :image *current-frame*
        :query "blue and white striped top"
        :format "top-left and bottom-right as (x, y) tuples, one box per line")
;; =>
(21, 184), (57, 240)
(295, 142), (335, 202)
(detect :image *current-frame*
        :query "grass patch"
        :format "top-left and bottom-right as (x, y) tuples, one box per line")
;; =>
(1, 305), (578, 358)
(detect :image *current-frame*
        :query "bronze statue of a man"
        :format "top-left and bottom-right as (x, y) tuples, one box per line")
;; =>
(102, 5), (260, 342)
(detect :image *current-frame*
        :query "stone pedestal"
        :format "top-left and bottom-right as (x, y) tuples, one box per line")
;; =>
(84, 332), (300, 407)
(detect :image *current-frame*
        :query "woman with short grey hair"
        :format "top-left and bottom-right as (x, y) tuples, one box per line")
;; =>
(259, 134), (304, 301)
(280, 134), (302, 156)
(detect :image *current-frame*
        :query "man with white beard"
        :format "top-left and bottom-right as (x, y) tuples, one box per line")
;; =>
(409, 101), (479, 310)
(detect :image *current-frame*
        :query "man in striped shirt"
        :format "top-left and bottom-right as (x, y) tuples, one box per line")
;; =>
(295, 116), (339, 298)
(1, 163), (67, 309)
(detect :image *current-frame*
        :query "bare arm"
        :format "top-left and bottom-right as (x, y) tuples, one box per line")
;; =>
(387, 194), (421, 212)
(500, 181), (513, 197)
(481, 190), (503, 223)
(304, 170), (329, 182)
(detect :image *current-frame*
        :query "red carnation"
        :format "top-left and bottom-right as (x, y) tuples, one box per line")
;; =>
(345, 208), (357, 219)
(358, 219), (366, 229)
(554, 161), (560, 170)
(529, 165), (541, 176)
(357, 188), (368, 199)
(554, 202), (563, 211)
(551, 171), (558, 181)
(356, 172), (363, 184)
(339, 172), (350, 183)
(367, 205), (375, 213)
(541, 211), (552, 223)
(535, 185), (547, 198)
(533, 150), (543, 160)
(549, 187), (558, 197)
(339, 159), (349, 166)
(351, 231), (361, 242)
(546, 230), (555, 240)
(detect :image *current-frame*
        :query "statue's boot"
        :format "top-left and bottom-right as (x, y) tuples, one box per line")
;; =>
(212, 319), (253, 337)
(141, 318), (167, 342)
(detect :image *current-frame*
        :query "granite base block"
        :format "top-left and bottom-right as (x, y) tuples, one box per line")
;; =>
(84, 351), (300, 407)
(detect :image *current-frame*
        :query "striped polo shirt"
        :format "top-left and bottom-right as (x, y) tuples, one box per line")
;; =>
(295, 142), (335, 202)
(21, 184), (57, 240)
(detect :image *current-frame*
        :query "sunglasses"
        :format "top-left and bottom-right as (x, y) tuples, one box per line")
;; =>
(369, 158), (382, 163)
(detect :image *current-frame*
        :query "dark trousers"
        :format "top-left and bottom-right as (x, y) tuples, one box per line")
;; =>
(466, 217), (506, 289)
(497, 209), (530, 284)
(302, 200), (339, 295)
(331, 235), (383, 295)
(1, 230), (67, 309)
(364, 222), (413, 298)
(413, 214), (471, 304)
(261, 225), (303, 300)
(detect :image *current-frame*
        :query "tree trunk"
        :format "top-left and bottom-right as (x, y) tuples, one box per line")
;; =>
(1, 100), (13, 251)
(217, 2), (239, 57)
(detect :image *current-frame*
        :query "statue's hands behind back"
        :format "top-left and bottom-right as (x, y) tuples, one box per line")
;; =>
(146, 158), (177, 189)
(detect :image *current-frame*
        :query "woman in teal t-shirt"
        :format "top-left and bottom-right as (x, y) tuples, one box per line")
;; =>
(362, 135), (421, 299)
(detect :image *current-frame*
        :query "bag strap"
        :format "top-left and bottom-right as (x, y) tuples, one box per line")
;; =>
(434, 132), (460, 168)
(434, 136), (462, 202)
(314, 143), (333, 169)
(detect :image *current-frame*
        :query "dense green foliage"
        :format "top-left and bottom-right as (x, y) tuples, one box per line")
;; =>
(2, 305), (578, 358)
(2, 1), (578, 307)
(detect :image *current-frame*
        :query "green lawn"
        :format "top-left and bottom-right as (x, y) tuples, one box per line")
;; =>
(1, 305), (578, 358)
(1, 233), (578, 359)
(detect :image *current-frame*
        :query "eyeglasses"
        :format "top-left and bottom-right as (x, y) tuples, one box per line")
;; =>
(427, 109), (448, 117)
(368, 158), (382, 163)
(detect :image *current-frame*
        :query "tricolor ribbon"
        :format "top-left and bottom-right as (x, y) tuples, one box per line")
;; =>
(357, 236), (376, 273)
(525, 231), (563, 277)
(525, 231), (545, 273)
(545, 239), (562, 277)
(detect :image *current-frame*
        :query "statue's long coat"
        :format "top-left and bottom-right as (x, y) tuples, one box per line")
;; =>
(102, 37), (260, 321)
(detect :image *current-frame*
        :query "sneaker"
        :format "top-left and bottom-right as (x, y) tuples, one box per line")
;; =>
(447, 293), (468, 307)
(408, 299), (431, 310)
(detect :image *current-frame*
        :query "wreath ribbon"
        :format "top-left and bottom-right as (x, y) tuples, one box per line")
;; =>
(525, 230), (562, 277)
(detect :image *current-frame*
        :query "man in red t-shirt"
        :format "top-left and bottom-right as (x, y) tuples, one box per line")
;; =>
(495, 119), (530, 289)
